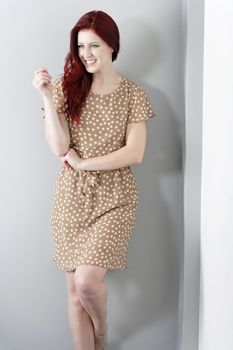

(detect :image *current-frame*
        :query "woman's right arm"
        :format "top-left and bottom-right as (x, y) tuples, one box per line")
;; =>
(33, 67), (70, 156)
(42, 95), (70, 156)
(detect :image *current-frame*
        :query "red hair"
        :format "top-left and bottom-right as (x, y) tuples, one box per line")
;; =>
(62, 10), (120, 126)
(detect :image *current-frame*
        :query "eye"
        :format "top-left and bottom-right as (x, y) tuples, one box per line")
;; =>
(91, 44), (99, 48)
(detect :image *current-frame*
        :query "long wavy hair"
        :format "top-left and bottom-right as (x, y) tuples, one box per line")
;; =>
(61, 10), (120, 125)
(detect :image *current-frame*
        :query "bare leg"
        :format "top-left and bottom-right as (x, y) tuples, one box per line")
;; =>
(65, 271), (95, 350)
(74, 265), (108, 350)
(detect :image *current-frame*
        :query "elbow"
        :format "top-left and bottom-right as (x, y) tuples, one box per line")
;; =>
(45, 137), (69, 157)
(127, 146), (144, 164)
(55, 145), (70, 157)
(56, 150), (69, 157)
(126, 144), (145, 165)
(134, 156), (143, 164)
(51, 148), (69, 157)
(133, 150), (144, 164)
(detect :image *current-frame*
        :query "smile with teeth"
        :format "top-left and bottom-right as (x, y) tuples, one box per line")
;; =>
(85, 59), (97, 65)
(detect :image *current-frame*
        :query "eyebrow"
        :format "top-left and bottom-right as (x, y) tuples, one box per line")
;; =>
(77, 41), (100, 45)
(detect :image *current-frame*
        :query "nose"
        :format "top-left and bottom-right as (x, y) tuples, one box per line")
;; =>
(83, 47), (93, 59)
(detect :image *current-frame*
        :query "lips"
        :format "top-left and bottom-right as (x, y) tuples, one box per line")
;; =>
(85, 59), (96, 66)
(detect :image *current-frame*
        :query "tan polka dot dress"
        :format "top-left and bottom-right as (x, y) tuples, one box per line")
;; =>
(49, 74), (156, 272)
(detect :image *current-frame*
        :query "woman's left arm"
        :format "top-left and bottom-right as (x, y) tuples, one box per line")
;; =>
(61, 121), (147, 171)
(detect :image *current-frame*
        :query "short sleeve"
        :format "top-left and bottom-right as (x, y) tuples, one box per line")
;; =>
(127, 83), (156, 124)
(41, 75), (68, 119)
(52, 75), (68, 115)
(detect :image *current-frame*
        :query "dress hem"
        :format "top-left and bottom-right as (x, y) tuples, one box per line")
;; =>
(52, 258), (128, 272)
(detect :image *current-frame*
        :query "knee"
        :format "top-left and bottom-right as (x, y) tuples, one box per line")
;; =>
(75, 276), (99, 299)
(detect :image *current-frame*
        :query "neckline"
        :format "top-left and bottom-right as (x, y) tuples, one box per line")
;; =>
(89, 77), (125, 97)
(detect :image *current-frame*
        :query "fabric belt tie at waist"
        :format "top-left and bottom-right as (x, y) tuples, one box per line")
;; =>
(76, 170), (100, 221)
(78, 171), (100, 198)
(74, 169), (123, 222)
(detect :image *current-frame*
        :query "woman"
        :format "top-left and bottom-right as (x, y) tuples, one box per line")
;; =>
(32, 10), (156, 350)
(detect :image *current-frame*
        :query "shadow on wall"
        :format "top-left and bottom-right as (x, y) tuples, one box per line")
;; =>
(104, 19), (183, 350)
(118, 19), (161, 80)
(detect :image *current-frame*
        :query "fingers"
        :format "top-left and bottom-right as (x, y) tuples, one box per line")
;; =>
(59, 156), (71, 168)
(34, 75), (51, 86)
(35, 67), (47, 75)
(64, 160), (72, 168)
(32, 67), (52, 86)
(34, 67), (52, 77)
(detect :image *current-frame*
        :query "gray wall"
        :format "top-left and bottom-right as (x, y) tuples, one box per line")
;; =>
(180, 1), (204, 349)
(0, 0), (184, 349)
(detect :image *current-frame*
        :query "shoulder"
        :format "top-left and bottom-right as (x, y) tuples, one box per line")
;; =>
(123, 76), (157, 121)
(123, 77), (152, 107)
(124, 76), (143, 90)
(123, 77), (149, 97)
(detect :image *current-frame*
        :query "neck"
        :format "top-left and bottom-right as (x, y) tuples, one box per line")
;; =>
(92, 68), (121, 86)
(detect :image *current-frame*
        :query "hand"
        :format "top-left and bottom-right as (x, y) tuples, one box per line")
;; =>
(59, 148), (83, 170)
(32, 67), (53, 98)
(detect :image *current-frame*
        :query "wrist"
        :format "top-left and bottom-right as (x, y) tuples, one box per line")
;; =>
(75, 158), (85, 171)
(42, 94), (53, 104)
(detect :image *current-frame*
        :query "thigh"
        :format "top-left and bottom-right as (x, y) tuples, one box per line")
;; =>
(75, 265), (108, 285)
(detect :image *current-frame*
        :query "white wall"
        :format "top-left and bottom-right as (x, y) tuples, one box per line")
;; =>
(199, 1), (233, 350)
(0, 1), (184, 349)
(181, 1), (233, 350)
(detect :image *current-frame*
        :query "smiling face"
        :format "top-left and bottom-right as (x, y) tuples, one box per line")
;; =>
(77, 29), (114, 74)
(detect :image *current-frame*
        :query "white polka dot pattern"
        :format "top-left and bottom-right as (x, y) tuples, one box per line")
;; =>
(50, 74), (156, 271)
(52, 74), (69, 118)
